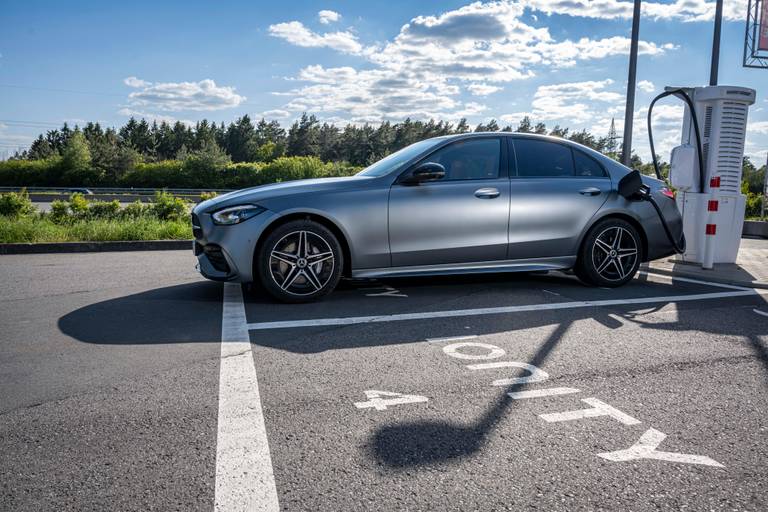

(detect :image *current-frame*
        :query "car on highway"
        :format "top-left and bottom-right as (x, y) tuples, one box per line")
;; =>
(192, 133), (683, 302)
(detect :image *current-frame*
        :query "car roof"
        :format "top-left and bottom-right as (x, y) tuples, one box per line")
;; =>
(435, 131), (607, 158)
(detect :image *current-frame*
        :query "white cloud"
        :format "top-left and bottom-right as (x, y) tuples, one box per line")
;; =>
(117, 108), (194, 125)
(467, 83), (504, 96)
(269, 21), (363, 54)
(748, 121), (768, 134)
(124, 78), (246, 112)
(260, 109), (291, 119)
(318, 10), (341, 24)
(638, 80), (655, 93)
(523, 0), (746, 22)
(502, 79), (625, 124)
(269, 1), (676, 123)
(124, 76), (151, 88)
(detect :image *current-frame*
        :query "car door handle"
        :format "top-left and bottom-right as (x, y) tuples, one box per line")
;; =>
(474, 187), (500, 199)
(579, 187), (601, 196)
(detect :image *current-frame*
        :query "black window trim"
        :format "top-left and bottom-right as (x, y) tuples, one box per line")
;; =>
(396, 135), (508, 184)
(508, 136), (609, 179)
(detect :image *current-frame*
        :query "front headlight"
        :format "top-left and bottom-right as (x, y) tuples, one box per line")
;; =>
(211, 204), (266, 225)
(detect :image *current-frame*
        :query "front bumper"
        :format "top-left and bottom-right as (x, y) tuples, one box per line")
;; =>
(191, 207), (277, 283)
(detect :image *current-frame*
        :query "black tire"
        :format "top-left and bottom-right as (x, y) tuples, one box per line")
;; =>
(576, 218), (641, 287)
(257, 220), (344, 303)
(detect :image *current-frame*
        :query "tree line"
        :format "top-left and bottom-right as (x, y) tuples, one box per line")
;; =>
(14, 113), (625, 167)
(6, 113), (765, 192)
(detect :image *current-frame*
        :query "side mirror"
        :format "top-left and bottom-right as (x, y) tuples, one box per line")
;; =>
(402, 162), (446, 185)
(617, 170), (644, 199)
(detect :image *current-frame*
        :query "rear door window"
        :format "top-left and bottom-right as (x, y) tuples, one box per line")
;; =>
(513, 139), (574, 178)
(573, 149), (607, 177)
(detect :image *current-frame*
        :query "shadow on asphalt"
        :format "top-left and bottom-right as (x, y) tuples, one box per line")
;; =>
(57, 271), (768, 469)
(58, 281), (222, 344)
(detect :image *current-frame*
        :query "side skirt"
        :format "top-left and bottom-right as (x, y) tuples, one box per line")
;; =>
(351, 256), (576, 279)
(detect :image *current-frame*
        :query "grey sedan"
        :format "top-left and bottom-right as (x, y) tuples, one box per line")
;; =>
(192, 133), (682, 303)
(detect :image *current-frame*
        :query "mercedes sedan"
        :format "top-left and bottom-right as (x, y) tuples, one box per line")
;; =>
(192, 133), (683, 303)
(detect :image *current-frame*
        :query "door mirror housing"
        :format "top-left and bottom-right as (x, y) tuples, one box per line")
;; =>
(402, 162), (446, 185)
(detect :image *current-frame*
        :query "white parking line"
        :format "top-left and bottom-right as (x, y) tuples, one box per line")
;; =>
(215, 283), (279, 512)
(426, 334), (478, 343)
(247, 289), (757, 331)
(639, 271), (752, 291)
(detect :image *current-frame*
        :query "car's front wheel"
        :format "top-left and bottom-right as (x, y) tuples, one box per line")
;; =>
(257, 220), (343, 303)
(576, 218), (641, 287)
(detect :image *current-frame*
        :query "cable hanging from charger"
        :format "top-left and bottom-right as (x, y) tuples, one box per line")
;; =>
(637, 88), (706, 254)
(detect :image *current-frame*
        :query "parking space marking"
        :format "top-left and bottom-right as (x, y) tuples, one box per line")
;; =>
(507, 387), (581, 400)
(540, 397), (641, 426)
(640, 271), (752, 291)
(215, 283), (279, 512)
(247, 289), (757, 331)
(598, 428), (725, 468)
(353, 390), (429, 410)
(426, 334), (478, 343)
(754, 308), (768, 318)
(443, 342), (505, 360)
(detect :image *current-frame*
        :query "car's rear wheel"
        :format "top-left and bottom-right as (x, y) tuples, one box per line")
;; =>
(576, 218), (641, 287)
(258, 220), (343, 303)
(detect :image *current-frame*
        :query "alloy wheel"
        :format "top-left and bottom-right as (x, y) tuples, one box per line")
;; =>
(269, 230), (335, 296)
(591, 226), (638, 282)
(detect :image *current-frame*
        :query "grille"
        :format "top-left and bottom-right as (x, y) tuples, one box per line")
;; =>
(191, 212), (202, 239)
(714, 101), (748, 193)
(204, 244), (230, 273)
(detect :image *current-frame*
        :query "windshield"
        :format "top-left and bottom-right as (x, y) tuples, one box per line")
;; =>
(356, 139), (443, 177)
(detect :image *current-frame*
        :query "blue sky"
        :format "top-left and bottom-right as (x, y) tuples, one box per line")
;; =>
(0, 0), (766, 162)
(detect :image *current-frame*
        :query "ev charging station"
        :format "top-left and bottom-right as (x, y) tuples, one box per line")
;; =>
(667, 85), (756, 269)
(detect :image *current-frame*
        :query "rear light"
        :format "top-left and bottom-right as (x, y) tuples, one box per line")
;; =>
(660, 187), (675, 199)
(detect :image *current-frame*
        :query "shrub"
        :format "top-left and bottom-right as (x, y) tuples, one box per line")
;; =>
(68, 193), (90, 218)
(50, 199), (70, 221)
(0, 216), (192, 243)
(0, 189), (36, 217)
(88, 199), (121, 219)
(746, 192), (763, 218)
(120, 200), (151, 219)
(150, 191), (189, 221)
(200, 191), (219, 201)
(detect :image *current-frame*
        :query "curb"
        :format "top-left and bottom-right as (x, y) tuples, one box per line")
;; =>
(643, 264), (768, 290)
(0, 240), (192, 254)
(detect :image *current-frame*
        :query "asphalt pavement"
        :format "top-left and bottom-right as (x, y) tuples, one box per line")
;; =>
(1, 250), (767, 511)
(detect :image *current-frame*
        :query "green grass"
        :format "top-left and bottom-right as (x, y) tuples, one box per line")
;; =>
(0, 215), (192, 243)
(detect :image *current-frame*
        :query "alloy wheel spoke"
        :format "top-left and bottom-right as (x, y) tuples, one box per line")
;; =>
(302, 267), (323, 291)
(307, 251), (333, 264)
(596, 256), (613, 275)
(594, 238), (612, 255)
(297, 231), (308, 258)
(618, 248), (637, 258)
(272, 250), (298, 265)
(612, 228), (623, 250)
(612, 258), (626, 279)
(280, 266), (302, 290)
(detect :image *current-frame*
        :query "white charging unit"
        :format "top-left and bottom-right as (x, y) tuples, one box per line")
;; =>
(667, 85), (756, 268)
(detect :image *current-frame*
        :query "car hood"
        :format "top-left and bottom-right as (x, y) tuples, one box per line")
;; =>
(194, 175), (372, 213)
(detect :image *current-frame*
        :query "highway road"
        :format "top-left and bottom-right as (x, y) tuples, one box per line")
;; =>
(1, 250), (767, 511)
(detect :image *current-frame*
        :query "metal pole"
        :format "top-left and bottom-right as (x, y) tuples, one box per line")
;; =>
(762, 152), (768, 220)
(621, 0), (641, 167)
(709, 0), (723, 85)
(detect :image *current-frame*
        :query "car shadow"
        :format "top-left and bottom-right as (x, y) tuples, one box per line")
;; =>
(58, 273), (767, 470)
(58, 281), (222, 344)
